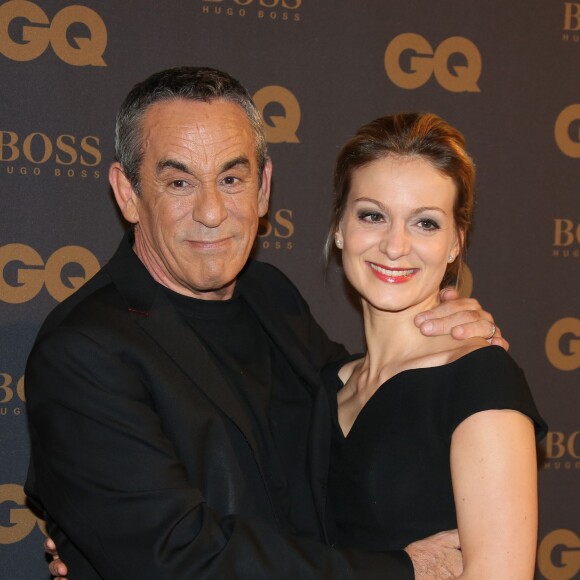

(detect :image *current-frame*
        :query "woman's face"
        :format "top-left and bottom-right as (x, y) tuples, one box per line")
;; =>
(336, 155), (462, 315)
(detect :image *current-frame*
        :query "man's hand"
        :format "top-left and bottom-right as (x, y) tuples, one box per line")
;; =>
(45, 537), (68, 580)
(404, 530), (462, 579)
(415, 288), (509, 350)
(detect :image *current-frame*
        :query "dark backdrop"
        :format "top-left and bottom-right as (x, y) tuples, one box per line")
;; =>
(1, 2), (578, 578)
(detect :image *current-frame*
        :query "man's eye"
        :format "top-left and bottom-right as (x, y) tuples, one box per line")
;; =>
(358, 211), (383, 223)
(222, 176), (240, 186)
(171, 179), (187, 188)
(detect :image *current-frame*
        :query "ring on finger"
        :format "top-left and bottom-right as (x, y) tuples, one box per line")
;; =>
(486, 323), (496, 340)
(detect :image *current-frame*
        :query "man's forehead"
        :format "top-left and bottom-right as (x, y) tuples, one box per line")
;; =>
(143, 98), (251, 132)
(141, 99), (255, 156)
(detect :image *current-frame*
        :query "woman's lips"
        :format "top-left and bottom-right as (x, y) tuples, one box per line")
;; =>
(368, 262), (418, 284)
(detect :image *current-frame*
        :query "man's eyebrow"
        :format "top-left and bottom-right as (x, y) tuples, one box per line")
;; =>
(220, 156), (251, 173)
(156, 156), (251, 175)
(156, 158), (191, 175)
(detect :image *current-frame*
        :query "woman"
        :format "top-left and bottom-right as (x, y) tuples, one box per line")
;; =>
(325, 112), (546, 579)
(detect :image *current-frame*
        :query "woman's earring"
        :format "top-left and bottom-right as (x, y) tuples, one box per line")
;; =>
(448, 255), (455, 263)
(335, 237), (343, 249)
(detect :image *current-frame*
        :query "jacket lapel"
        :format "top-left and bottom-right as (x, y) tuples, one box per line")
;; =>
(237, 271), (320, 390)
(237, 265), (333, 535)
(106, 234), (333, 535)
(103, 231), (270, 476)
(137, 293), (270, 454)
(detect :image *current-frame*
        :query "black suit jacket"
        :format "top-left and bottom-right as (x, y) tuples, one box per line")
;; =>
(25, 233), (413, 579)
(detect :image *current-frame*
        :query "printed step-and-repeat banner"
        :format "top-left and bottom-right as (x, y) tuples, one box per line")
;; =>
(0, 1), (578, 578)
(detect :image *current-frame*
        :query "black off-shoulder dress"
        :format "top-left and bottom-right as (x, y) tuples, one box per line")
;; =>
(324, 346), (547, 551)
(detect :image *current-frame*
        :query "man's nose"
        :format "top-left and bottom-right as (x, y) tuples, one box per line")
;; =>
(192, 184), (228, 228)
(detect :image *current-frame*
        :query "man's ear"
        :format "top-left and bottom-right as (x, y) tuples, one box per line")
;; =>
(257, 157), (272, 218)
(109, 162), (139, 224)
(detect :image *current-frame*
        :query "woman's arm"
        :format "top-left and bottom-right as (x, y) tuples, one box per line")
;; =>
(450, 409), (538, 579)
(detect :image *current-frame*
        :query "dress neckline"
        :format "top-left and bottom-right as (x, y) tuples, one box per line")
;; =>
(332, 345), (499, 440)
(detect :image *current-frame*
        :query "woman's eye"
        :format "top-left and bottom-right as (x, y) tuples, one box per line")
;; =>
(418, 218), (440, 230)
(358, 211), (383, 223)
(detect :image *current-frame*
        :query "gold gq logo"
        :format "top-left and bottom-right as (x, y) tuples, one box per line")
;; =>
(0, 244), (100, 304)
(253, 86), (300, 143)
(537, 529), (580, 580)
(0, 0), (107, 66)
(0, 484), (47, 544)
(384, 33), (481, 92)
(555, 105), (580, 158)
(545, 318), (580, 371)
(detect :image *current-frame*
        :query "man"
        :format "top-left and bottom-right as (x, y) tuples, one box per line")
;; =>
(26, 67), (502, 579)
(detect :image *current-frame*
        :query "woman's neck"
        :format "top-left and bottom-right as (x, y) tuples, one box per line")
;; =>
(359, 292), (446, 380)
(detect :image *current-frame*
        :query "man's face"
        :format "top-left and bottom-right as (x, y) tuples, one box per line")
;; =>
(112, 99), (271, 300)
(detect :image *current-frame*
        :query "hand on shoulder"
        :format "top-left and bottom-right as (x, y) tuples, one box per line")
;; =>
(415, 288), (508, 351)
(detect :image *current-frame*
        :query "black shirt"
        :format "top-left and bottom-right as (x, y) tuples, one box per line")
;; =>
(165, 287), (321, 539)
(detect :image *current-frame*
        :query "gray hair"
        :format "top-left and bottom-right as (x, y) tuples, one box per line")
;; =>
(114, 66), (268, 192)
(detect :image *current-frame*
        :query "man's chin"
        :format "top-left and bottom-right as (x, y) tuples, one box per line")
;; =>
(185, 274), (238, 301)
